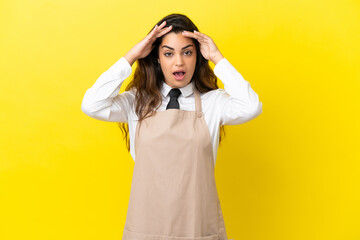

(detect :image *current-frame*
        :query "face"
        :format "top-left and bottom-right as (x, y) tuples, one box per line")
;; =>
(158, 32), (197, 89)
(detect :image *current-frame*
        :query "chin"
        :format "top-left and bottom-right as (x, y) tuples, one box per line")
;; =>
(166, 79), (191, 88)
(176, 81), (190, 88)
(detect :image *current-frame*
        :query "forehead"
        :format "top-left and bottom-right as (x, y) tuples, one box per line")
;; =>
(160, 32), (194, 50)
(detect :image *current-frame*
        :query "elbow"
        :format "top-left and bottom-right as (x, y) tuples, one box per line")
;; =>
(81, 102), (89, 116)
(224, 101), (263, 125)
(81, 89), (92, 117)
(80, 90), (101, 119)
(81, 98), (94, 117)
(81, 98), (115, 122)
(249, 101), (263, 119)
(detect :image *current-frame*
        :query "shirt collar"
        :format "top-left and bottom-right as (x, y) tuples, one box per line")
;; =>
(160, 81), (194, 98)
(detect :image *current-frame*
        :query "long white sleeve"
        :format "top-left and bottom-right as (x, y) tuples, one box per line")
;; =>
(213, 58), (263, 125)
(81, 57), (134, 123)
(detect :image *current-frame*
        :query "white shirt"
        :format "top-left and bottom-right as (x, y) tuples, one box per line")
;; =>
(81, 56), (263, 165)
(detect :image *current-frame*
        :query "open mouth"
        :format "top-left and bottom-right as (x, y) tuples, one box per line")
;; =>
(173, 71), (186, 80)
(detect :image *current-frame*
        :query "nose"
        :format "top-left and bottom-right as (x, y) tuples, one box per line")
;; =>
(175, 54), (184, 66)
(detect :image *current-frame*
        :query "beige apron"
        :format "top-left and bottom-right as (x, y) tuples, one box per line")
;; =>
(122, 87), (228, 240)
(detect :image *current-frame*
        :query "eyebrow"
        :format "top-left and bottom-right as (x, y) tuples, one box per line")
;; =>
(161, 44), (194, 50)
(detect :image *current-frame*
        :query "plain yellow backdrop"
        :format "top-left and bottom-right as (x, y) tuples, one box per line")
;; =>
(1, 0), (359, 239)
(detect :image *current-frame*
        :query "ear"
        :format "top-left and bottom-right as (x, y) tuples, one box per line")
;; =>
(158, 59), (160, 63)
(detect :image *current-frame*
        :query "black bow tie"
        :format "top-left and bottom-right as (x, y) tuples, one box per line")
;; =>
(166, 88), (181, 110)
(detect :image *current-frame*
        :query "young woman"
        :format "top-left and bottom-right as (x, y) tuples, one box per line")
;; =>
(81, 13), (262, 240)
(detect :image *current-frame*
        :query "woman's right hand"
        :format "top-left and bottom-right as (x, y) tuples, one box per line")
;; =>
(124, 21), (173, 66)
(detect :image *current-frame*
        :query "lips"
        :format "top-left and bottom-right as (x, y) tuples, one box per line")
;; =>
(173, 71), (186, 80)
(173, 70), (186, 76)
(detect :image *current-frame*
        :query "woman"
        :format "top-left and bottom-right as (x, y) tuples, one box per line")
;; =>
(81, 13), (262, 240)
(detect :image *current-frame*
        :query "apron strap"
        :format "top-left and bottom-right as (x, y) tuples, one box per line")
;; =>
(194, 87), (202, 113)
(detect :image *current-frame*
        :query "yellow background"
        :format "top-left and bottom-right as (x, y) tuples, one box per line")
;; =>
(1, 0), (359, 239)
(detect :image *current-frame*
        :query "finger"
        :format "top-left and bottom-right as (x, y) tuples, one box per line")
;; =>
(159, 25), (172, 32)
(155, 23), (168, 35)
(158, 21), (167, 29)
(156, 26), (172, 37)
(194, 30), (205, 35)
(182, 31), (203, 41)
(151, 21), (165, 36)
(182, 31), (197, 38)
(161, 25), (172, 33)
(193, 30), (209, 40)
(151, 25), (158, 35)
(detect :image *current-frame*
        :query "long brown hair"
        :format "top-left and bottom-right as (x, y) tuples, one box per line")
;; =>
(118, 13), (226, 152)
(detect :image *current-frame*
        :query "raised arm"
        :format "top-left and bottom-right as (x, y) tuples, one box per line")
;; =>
(81, 21), (174, 122)
(81, 56), (134, 123)
(181, 30), (263, 126)
(214, 58), (263, 125)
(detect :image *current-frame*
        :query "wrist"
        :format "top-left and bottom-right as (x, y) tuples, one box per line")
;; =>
(211, 51), (224, 65)
(124, 52), (138, 66)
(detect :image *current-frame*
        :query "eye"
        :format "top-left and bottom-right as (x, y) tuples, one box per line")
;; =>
(164, 51), (192, 57)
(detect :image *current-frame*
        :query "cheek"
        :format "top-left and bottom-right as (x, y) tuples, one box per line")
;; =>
(159, 61), (170, 72)
(190, 55), (196, 64)
(189, 58), (197, 70)
(164, 65), (172, 73)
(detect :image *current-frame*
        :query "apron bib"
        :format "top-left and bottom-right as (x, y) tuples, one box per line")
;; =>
(123, 87), (228, 240)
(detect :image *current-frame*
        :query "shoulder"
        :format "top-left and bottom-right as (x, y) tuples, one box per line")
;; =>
(199, 88), (230, 113)
(200, 88), (229, 101)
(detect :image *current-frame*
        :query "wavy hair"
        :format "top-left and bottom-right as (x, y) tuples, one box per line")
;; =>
(117, 13), (226, 152)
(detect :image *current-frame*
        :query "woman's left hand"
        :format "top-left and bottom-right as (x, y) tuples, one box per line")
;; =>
(182, 30), (224, 65)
